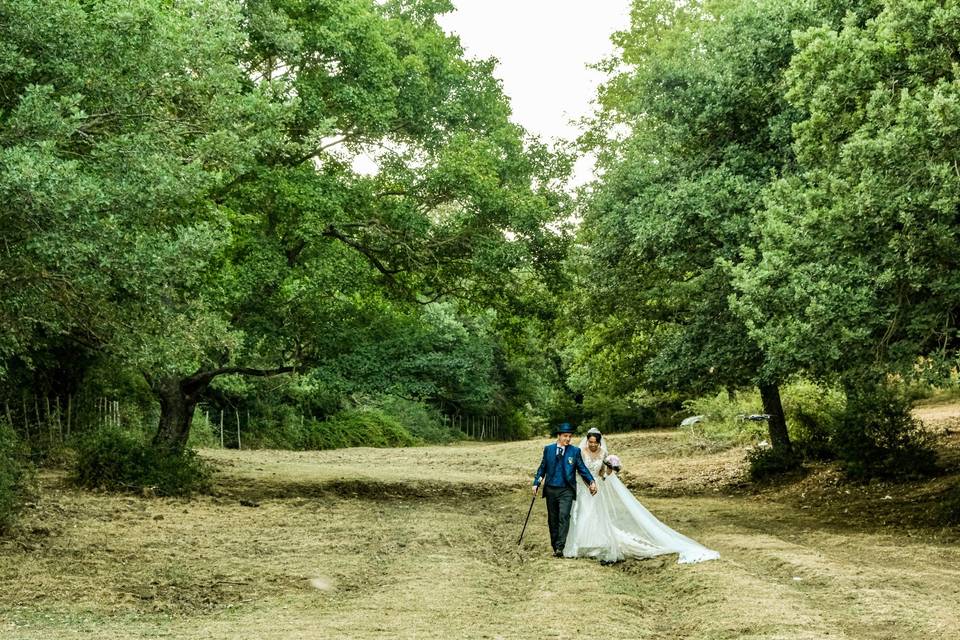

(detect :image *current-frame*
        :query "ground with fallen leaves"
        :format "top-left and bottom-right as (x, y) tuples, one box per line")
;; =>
(2, 404), (959, 639)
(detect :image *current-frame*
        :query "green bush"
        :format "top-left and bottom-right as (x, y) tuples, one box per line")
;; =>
(834, 385), (937, 481)
(370, 397), (460, 444)
(186, 409), (221, 449)
(544, 393), (585, 431)
(781, 381), (845, 461)
(503, 408), (535, 440)
(692, 380), (935, 479)
(680, 389), (767, 446)
(582, 394), (668, 433)
(747, 444), (803, 481)
(0, 421), (30, 534)
(521, 408), (550, 438)
(299, 408), (416, 450)
(72, 428), (211, 496)
(680, 381), (847, 455)
(249, 403), (313, 449)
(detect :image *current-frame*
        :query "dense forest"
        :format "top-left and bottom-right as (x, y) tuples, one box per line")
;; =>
(3, 0), (960, 528)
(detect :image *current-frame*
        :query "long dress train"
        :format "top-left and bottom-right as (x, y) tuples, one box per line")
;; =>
(563, 454), (719, 564)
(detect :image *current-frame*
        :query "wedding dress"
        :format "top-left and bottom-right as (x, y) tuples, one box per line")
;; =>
(563, 439), (720, 564)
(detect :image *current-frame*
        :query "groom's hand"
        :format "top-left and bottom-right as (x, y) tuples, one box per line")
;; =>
(588, 482), (597, 495)
(532, 485), (539, 496)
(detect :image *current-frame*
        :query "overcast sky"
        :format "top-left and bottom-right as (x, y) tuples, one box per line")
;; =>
(437, 1), (632, 180)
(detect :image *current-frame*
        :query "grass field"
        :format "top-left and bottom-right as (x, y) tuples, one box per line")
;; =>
(2, 414), (960, 639)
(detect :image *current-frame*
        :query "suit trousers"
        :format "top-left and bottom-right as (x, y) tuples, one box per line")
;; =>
(543, 484), (575, 553)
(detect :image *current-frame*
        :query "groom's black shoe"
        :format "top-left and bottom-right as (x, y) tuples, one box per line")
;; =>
(553, 549), (563, 558)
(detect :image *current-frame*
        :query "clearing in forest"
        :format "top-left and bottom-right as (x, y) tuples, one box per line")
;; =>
(2, 415), (959, 639)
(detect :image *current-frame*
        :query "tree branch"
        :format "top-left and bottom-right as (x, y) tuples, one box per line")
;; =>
(184, 365), (296, 391)
(322, 224), (404, 279)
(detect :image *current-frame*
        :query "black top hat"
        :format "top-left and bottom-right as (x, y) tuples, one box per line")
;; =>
(553, 422), (575, 435)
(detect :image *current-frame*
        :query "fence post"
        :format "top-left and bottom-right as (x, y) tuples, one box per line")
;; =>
(219, 410), (224, 448)
(34, 397), (42, 439)
(66, 394), (72, 439)
(22, 396), (30, 442)
(45, 396), (52, 443)
(55, 396), (63, 443)
(236, 410), (241, 450)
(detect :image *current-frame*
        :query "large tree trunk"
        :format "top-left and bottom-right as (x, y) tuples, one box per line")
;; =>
(149, 365), (294, 452)
(151, 376), (202, 452)
(759, 382), (792, 453)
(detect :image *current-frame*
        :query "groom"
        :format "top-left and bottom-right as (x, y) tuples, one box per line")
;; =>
(532, 422), (597, 557)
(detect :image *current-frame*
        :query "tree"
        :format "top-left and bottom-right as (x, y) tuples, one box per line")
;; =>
(574, 0), (827, 450)
(0, 0), (275, 373)
(731, 0), (960, 381)
(1, 0), (570, 451)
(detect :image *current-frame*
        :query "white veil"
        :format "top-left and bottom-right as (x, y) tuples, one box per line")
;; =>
(578, 427), (608, 459)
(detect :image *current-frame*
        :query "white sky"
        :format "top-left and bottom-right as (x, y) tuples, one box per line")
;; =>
(437, 1), (633, 183)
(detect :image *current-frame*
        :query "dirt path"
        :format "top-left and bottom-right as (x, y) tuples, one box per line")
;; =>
(2, 430), (959, 639)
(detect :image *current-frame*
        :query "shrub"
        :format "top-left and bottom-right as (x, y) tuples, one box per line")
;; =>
(502, 408), (535, 440)
(680, 381), (847, 456)
(680, 389), (767, 446)
(370, 397), (460, 444)
(72, 428), (211, 496)
(0, 421), (30, 534)
(186, 409), (221, 449)
(521, 408), (549, 438)
(299, 408), (416, 450)
(583, 394), (667, 432)
(781, 381), (845, 461)
(250, 403), (314, 449)
(834, 384), (937, 481)
(746, 444), (802, 481)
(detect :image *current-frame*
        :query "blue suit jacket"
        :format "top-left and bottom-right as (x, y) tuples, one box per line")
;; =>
(533, 443), (595, 499)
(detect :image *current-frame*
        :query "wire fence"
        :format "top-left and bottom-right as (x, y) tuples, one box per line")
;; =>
(1, 395), (511, 448)
(444, 413), (505, 440)
(1, 394), (140, 447)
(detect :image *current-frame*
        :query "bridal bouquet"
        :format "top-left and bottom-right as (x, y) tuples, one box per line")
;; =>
(603, 455), (621, 472)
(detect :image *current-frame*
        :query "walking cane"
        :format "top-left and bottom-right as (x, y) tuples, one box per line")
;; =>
(517, 489), (537, 546)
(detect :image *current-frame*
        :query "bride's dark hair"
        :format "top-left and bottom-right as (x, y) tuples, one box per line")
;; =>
(586, 430), (602, 443)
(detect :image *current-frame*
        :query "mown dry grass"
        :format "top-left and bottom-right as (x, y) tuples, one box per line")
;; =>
(2, 423), (960, 639)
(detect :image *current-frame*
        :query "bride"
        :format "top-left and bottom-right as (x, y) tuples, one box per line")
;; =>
(563, 428), (720, 564)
